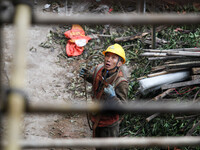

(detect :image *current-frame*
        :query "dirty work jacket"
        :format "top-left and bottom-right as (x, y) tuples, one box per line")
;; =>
(86, 64), (128, 127)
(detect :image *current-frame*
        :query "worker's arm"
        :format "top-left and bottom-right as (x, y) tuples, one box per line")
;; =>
(104, 81), (128, 105)
(115, 81), (129, 103)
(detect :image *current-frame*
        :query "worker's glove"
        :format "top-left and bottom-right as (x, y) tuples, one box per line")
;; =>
(79, 68), (88, 78)
(104, 84), (116, 98)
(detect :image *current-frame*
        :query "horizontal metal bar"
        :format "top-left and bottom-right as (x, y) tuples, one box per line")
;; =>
(2, 137), (200, 148)
(33, 13), (200, 25)
(1, 101), (199, 114)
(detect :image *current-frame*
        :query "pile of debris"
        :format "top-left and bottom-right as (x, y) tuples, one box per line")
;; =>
(137, 48), (200, 131)
(138, 48), (200, 95)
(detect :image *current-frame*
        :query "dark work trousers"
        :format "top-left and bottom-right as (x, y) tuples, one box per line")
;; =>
(95, 122), (119, 150)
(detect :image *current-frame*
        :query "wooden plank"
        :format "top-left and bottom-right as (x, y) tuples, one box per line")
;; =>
(192, 67), (200, 74)
(166, 68), (189, 72)
(140, 52), (167, 57)
(191, 75), (200, 80)
(142, 51), (200, 57)
(151, 65), (165, 72)
(167, 51), (200, 57)
(152, 88), (174, 101)
(166, 61), (200, 69)
(138, 68), (189, 80)
(148, 56), (181, 61)
(147, 71), (167, 77)
(146, 88), (174, 122)
(143, 48), (200, 52)
(161, 79), (200, 90)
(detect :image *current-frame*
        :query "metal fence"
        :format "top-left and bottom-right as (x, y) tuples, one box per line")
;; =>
(0, 1), (200, 150)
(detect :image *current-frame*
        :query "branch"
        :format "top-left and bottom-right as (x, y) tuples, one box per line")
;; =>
(145, 89), (174, 122)
(186, 120), (200, 136)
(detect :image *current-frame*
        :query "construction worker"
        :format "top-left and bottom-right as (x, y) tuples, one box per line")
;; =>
(80, 43), (128, 150)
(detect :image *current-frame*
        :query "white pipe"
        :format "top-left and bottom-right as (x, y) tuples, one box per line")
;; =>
(139, 71), (190, 93)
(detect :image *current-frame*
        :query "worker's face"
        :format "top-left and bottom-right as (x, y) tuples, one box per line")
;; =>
(104, 52), (122, 71)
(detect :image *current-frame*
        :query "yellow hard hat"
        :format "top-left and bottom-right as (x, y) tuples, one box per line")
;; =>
(102, 44), (126, 64)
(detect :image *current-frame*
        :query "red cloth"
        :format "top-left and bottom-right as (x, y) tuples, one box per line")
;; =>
(64, 24), (91, 57)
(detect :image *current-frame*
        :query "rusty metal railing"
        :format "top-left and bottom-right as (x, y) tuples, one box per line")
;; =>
(31, 13), (200, 25)
(3, 137), (200, 149)
(2, 2), (32, 150)
(2, 101), (200, 114)
(0, 0), (200, 150)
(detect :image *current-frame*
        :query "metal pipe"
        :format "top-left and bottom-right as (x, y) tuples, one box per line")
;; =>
(4, 4), (31, 150)
(8, 101), (200, 114)
(2, 137), (198, 149)
(32, 13), (200, 25)
(151, 25), (156, 49)
(136, 0), (145, 14)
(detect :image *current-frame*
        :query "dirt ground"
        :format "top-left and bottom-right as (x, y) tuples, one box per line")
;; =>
(2, 0), (95, 149)
(1, 0), (135, 149)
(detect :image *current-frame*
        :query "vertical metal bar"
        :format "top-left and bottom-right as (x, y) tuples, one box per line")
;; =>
(151, 25), (156, 49)
(136, 0), (145, 13)
(151, 0), (156, 49)
(143, 0), (146, 13)
(4, 4), (31, 150)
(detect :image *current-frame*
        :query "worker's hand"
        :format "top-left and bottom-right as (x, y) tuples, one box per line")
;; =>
(104, 84), (116, 98)
(79, 68), (88, 78)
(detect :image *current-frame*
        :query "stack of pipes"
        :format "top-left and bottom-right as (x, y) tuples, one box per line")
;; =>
(138, 48), (200, 94)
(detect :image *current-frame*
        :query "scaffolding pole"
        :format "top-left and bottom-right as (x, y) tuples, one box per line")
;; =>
(4, 4), (31, 150)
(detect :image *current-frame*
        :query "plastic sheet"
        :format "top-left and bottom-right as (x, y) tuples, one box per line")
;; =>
(139, 71), (190, 94)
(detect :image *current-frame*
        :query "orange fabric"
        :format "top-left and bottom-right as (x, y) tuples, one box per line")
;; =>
(64, 24), (91, 57)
